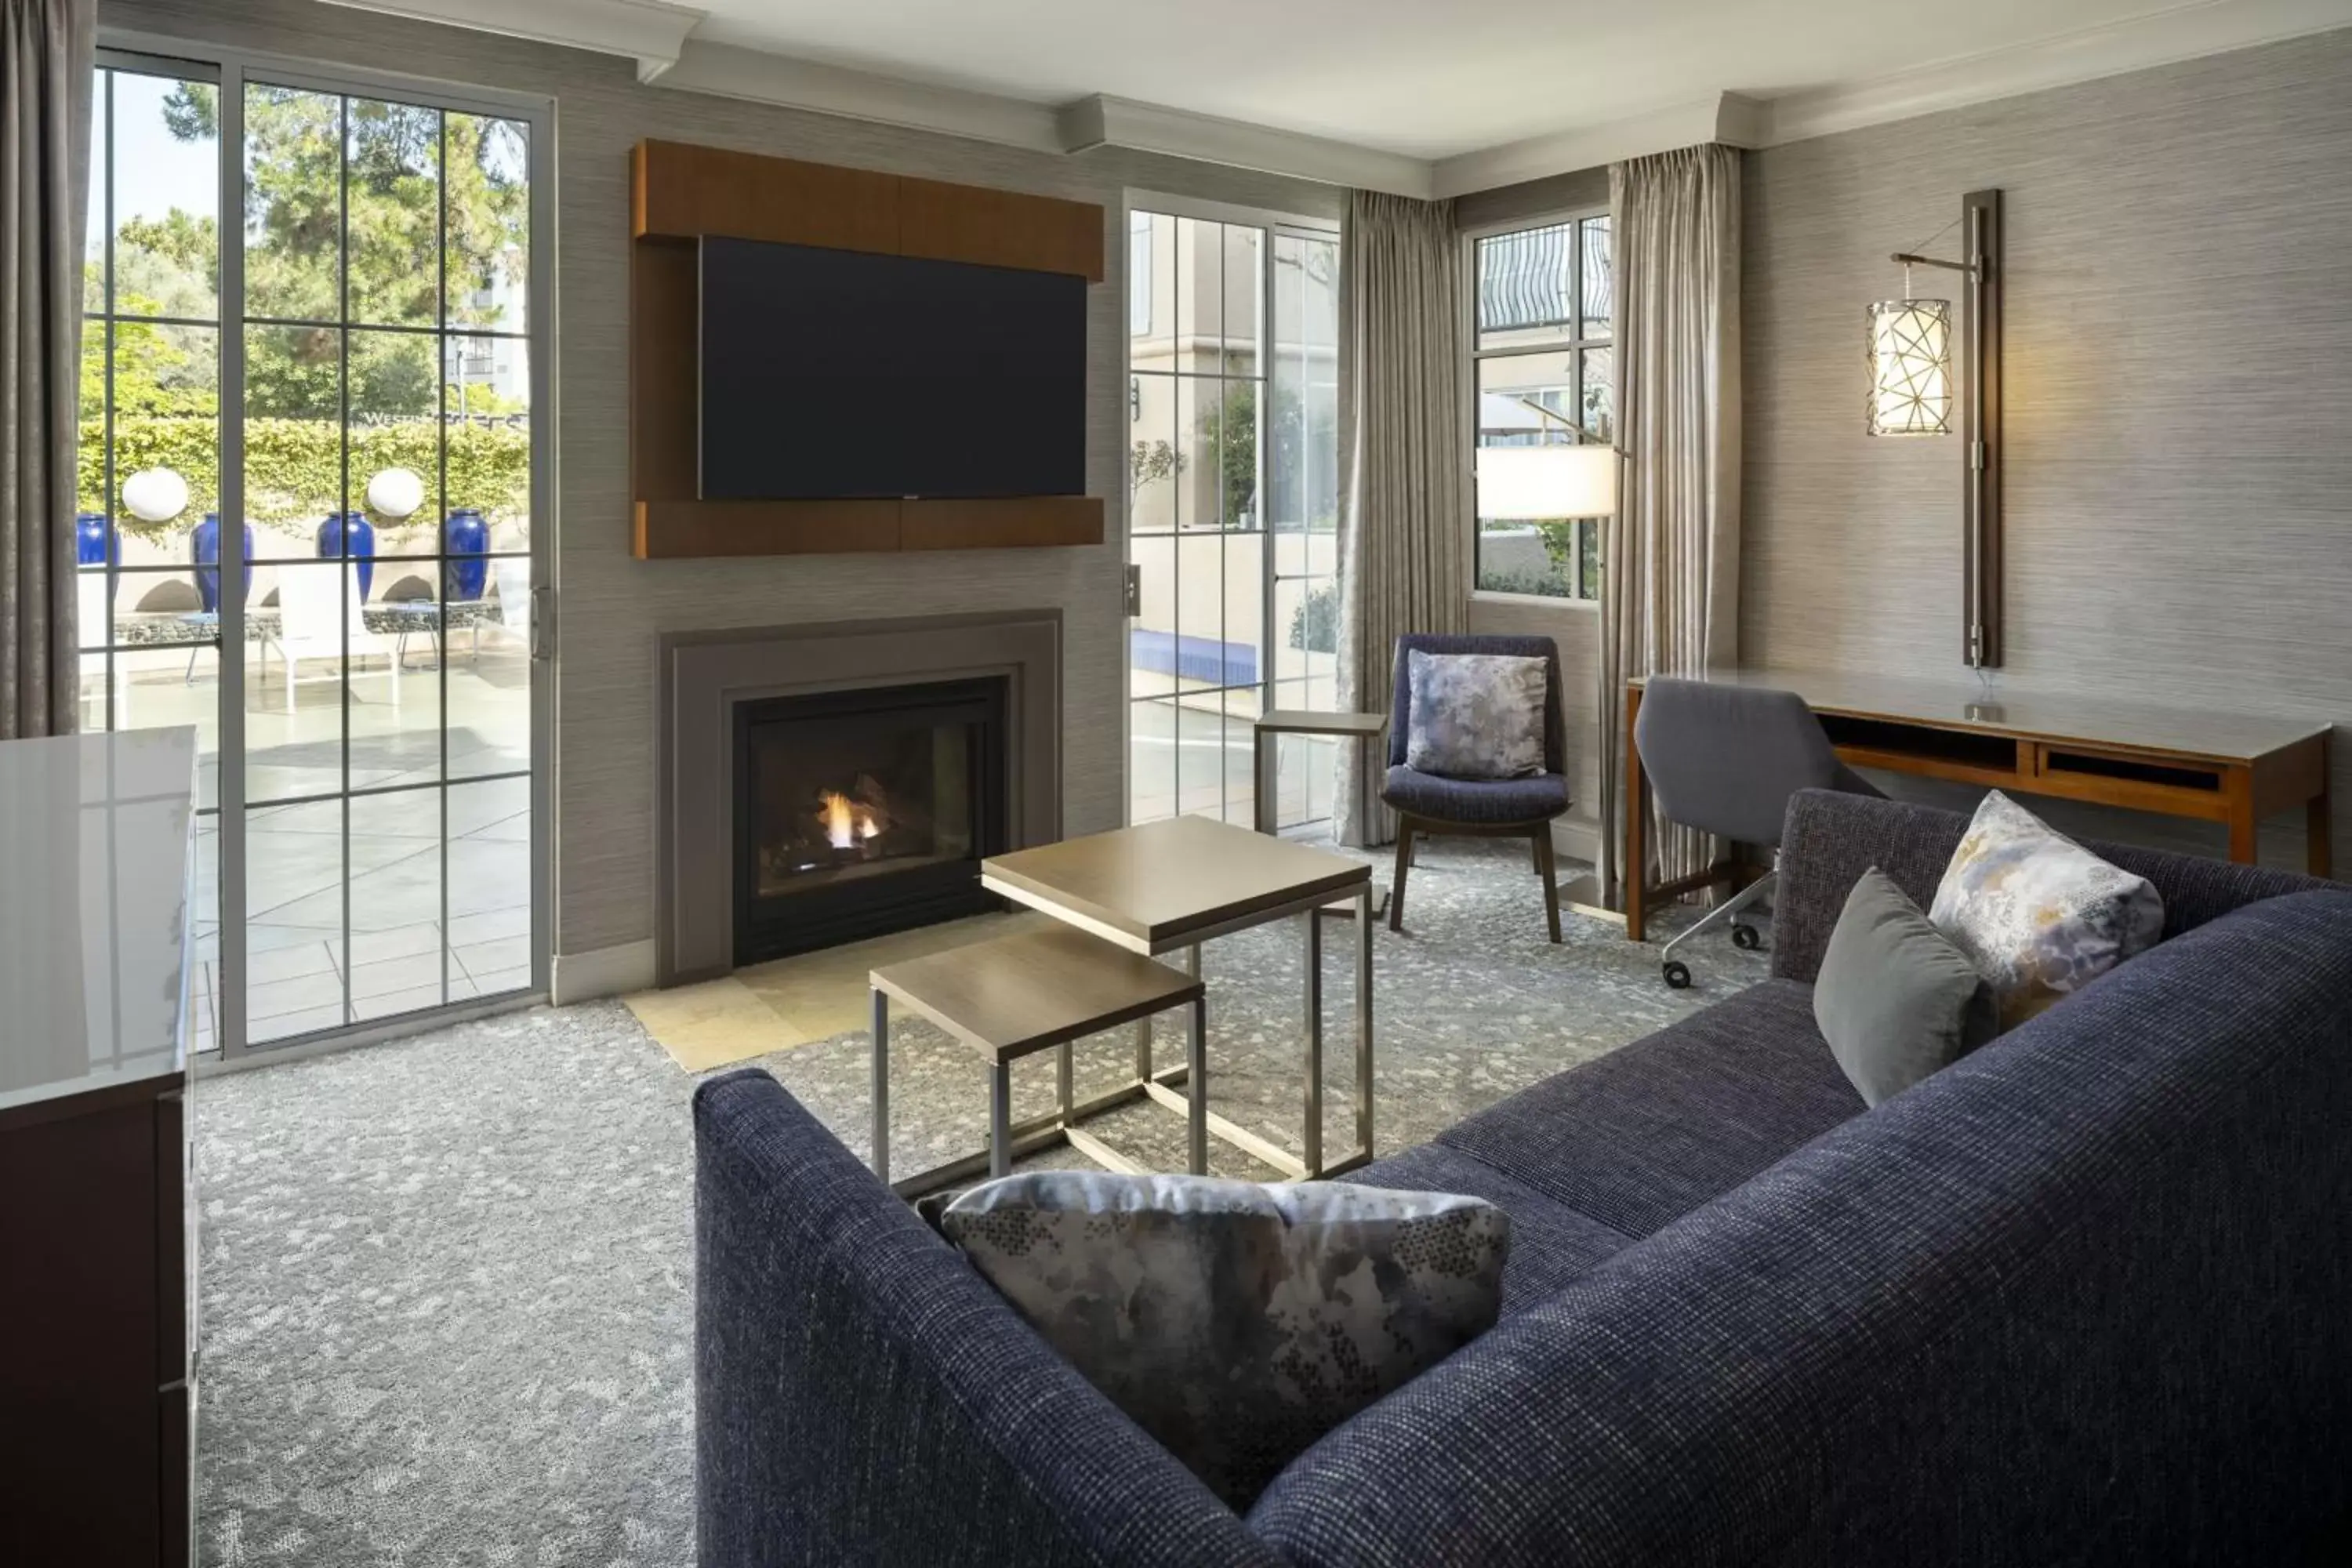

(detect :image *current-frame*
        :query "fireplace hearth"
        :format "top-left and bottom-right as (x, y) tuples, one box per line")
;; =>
(732, 678), (1009, 964)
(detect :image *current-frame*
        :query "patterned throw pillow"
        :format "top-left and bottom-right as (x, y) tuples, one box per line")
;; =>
(936, 1172), (1509, 1508)
(1404, 650), (1547, 779)
(1928, 791), (2165, 1029)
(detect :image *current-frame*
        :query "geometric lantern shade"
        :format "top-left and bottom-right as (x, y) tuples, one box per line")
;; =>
(1474, 442), (1621, 520)
(1867, 298), (1952, 436)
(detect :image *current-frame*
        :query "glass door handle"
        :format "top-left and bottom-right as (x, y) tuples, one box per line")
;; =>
(529, 583), (552, 662)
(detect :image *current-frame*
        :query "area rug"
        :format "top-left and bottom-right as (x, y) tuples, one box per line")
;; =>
(190, 839), (1763, 1566)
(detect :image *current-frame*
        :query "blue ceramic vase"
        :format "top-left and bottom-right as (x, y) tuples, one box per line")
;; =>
(191, 514), (253, 614)
(76, 511), (119, 568)
(443, 507), (489, 601)
(318, 511), (376, 601)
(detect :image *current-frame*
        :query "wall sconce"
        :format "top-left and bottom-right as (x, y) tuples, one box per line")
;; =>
(1867, 190), (2002, 669)
(1867, 289), (1951, 436)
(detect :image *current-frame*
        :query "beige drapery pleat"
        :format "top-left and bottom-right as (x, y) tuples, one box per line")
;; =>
(1334, 189), (1468, 847)
(1, 0), (93, 738)
(1598, 143), (1743, 901)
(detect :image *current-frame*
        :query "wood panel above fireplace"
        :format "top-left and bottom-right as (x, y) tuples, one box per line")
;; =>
(628, 140), (1106, 561)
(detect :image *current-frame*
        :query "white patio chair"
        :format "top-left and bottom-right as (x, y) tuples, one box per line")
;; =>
(489, 557), (532, 652)
(265, 563), (400, 714)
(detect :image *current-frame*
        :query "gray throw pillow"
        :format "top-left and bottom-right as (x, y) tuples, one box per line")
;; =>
(1404, 649), (1548, 779)
(937, 1171), (1508, 1507)
(1815, 867), (1999, 1107)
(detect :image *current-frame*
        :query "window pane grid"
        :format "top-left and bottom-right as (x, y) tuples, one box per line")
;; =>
(80, 60), (539, 1051)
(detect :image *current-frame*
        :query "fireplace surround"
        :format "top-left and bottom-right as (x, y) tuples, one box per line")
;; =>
(659, 611), (1061, 984)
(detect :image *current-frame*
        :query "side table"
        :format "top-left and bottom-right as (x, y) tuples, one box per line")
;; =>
(1253, 709), (1391, 920)
(869, 922), (1207, 1198)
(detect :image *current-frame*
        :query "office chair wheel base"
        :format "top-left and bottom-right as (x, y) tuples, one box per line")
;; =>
(1731, 924), (1762, 951)
(1661, 960), (1693, 990)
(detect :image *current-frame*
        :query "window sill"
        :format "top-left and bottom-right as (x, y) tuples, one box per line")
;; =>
(1469, 590), (1600, 612)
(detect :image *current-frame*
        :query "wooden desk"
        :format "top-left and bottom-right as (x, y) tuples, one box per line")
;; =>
(1621, 669), (2332, 942)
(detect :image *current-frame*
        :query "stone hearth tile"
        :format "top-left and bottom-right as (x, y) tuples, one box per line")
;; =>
(626, 977), (809, 1072)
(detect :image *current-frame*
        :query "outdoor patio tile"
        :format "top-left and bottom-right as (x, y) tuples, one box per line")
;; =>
(347, 950), (459, 1003)
(346, 921), (442, 967)
(250, 1004), (347, 1043)
(470, 965), (532, 996)
(247, 968), (347, 1022)
(245, 940), (339, 985)
(453, 935), (531, 980)
(245, 920), (339, 956)
(353, 977), (478, 1023)
(445, 904), (529, 946)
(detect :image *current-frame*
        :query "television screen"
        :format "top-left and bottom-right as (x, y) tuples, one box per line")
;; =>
(699, 236), (1087, 502)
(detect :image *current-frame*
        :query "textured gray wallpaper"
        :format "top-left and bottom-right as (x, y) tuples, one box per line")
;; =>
(103, 0), (1345, 960)
(1743, 29), (2352, 866)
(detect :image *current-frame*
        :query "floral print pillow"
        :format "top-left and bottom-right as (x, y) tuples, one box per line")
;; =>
(1928, 790), (2165, 1029)
(938, 1172), (1508, 1508)
(1404, 650), (1548, 779)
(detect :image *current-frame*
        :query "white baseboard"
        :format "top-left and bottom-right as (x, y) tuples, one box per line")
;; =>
(1552, 814), (1603, 868)
(551, 939), (659, 1005)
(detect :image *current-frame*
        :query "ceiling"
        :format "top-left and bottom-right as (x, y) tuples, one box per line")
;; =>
(684, 0), (2321, 160)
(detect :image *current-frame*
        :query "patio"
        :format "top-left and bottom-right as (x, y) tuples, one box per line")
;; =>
(99, 619), (535, 1049)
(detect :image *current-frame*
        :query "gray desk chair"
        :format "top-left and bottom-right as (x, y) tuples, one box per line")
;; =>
(1633, 677), (1882, 989)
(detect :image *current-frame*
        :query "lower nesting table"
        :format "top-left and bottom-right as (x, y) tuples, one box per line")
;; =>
(869, 922), (1206, 1199)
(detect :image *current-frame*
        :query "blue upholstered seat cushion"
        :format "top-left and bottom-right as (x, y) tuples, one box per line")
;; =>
(1434, 978), (1866, 1238)
(1383, 764), (1569, 826)
(936, 1172), (1509, 1508)
(1404, 650), (1548, 779)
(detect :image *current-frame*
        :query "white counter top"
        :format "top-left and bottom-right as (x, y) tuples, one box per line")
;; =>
(0, 728), (198, 1112)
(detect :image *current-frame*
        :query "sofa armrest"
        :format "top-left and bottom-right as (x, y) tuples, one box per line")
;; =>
(694, 1069), (1279, 1568)
(1769, 789), (1972, 982)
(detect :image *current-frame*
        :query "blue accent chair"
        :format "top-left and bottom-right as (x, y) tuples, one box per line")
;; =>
(1381, 633), (1570, 941)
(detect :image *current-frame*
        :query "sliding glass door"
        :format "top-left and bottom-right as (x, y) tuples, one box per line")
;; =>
(80, 46), (550, 1055)
(1125, 202), (1340, 832)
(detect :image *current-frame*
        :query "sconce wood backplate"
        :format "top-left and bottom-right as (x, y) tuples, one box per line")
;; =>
(1962, 189), (2002, 669)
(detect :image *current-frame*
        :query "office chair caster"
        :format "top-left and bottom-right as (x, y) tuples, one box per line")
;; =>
(1661, 959), (1693, 989)
(1731, 924), (1762, 951)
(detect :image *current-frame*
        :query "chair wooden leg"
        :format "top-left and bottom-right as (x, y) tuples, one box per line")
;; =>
(1534, 825), (1562, 944)
(1388, 818), (1414, 932)
(1530, 833), (1545, 875)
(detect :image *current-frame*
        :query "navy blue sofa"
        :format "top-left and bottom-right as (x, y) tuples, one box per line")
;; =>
(694, 789), (2352, 1565)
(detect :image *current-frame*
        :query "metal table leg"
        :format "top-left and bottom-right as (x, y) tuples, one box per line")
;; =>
(869, 988), (889, 1185)
(989, 1060), (1014, 1178)
(1303, 909), (1323, 1176)
(1355, 883), (1374, 1160)
(1185, 994), (1207, 1174)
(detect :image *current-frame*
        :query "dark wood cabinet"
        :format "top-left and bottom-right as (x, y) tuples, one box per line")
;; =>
(0, 1075), (194, 1566)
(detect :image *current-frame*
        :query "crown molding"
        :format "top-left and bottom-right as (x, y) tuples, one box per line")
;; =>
(1755, 0), (2352, 145)
(310, 0), (2352, 194)
(317, 0), (705, 82)
(1060, 95), (1432, 198)
(1428, 94), (1762, 199)
(657, 41), (1065, 150)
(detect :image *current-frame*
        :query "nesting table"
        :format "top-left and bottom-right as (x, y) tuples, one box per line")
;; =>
(1251, 708), (1392, 919)
(869, 923), (1205, 1199)
(979, 815), (1376, 1181)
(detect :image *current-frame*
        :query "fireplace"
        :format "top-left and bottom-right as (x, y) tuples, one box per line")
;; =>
(731, 677), (1009, 964)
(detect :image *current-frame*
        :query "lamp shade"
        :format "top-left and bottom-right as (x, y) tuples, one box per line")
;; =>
(1475, 443), (1618, 520)
(1867, 298), (1951, 436)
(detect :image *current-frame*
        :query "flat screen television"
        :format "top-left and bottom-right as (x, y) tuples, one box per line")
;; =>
(699, 236), (1087, 502)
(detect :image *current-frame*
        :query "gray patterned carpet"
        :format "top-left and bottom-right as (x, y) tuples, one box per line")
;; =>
(191, 841), (1764, 1566)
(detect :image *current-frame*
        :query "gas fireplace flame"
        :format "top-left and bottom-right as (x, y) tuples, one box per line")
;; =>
(818, 788), (887, 851)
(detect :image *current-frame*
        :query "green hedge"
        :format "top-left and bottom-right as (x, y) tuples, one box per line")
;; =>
(78, 414), (530, 540)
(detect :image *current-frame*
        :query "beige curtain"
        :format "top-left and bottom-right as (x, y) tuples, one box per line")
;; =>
(1598, 143), (1742, 902)
(2, 0), (93, 738)
(1334, 189), (1467, 847)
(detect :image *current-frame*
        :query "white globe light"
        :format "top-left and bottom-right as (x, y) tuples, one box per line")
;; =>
(122, 466), (190, 524)
(365, 466), (426, 521)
